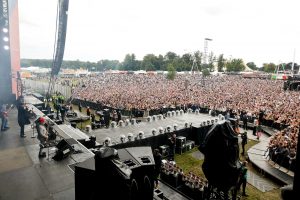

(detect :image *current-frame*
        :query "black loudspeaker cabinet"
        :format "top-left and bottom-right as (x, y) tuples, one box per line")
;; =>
(159, 145), (170, 158)
(186, 140), (195, 151)
(53, 138), (76, 161)
(176, 136), (186, 148)
(75, 146), (155, 200)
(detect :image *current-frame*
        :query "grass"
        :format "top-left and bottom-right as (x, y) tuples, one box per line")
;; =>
(174, 139), (281, 200)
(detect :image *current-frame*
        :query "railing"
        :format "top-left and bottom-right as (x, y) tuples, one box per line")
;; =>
(23, 79), (72, 99)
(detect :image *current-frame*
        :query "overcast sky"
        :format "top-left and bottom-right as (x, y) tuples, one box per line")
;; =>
(18, 0), (300, 67)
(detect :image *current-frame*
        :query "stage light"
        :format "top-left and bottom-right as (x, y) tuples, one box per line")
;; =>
(146, 116), (151, 122)
(158, 127), (164, 134)
(2, 28), (8, 33)
(127, 133), (134, 141)
(111, 121), (116, 128)
(138, 131), (144, 139)
(173, 124), (178, 131)
(3, 37), (9, 42)
(103, 137), (111, 146)
(120, 134), (126, 143)
(151, 128), (157, 136)
(4, 45), (9, 50)
(184, 122), (189, 128)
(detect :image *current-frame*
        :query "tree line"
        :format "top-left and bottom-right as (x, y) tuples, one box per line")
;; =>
(21, 51), (299, 73)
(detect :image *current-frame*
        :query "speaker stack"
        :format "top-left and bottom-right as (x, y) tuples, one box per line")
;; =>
(75, 146), (155, 200)
(175, 136), (187, 154)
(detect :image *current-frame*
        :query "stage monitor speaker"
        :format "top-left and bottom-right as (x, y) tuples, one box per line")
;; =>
(159, 145), (170, 158)
(94, 146), (155, 200)
(176, 136), (186, 148)
(53, 138), (74, 161)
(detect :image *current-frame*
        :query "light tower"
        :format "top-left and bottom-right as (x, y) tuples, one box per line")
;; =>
(203, 38), (212, 65)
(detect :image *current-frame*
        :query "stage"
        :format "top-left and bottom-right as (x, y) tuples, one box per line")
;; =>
(83, 112), (219, 149)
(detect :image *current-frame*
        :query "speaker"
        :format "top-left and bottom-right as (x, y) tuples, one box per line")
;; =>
(176, 136), (186, 148)
(75, 146), (155, 200)
(53, 138), (75, 161)
(159, 145), (170, 158)
(186, 140), (195, 151)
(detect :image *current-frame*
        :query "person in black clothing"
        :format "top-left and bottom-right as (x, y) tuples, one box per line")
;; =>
(169, 133), (176, 161)
(117, 110), (122, 122)
(153, 149), (162, 189)
(17, 101), (30, 138)
(258, 110), (264, 125)
(242, 113), (248, 130)
(237, 161), (248, 196)
(60, 105), (66, 122)
(78, 103), (82, 112)
(241, 132), (248, 156)
(91, 113), (95, 123)
(86, 106), (91, 116)
(56, 104), (61, 120)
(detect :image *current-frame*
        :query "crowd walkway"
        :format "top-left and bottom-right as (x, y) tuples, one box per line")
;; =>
(244, 127), (294, 192)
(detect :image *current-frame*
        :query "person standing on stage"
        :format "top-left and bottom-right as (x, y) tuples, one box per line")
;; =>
(17, 101), (30, 138)
(1, 103), (9, 131)
(237, 161), (248, 196)
(153, 149), (162, 189)
(241, 132), (248, 156)
(169, 133), (176, 161)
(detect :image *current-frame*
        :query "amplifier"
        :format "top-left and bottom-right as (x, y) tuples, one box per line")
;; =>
(159, 145), (169, 158)
(176, 136), (186, 148)
(186, 140), (195, 151)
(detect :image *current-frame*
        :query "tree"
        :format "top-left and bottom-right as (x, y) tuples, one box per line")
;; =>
(217, 54), (225, 72)
(194, 51), (203, 71)
(208, 52), (216, 72)
(167, 64), (176, 80)
(142, 54), (160, 71)
(225, 58), (245, 72)
(202, 68), (210, 76)
(165, 51), (178, 61)
(121, 54), (139, 71)
(246, 62), (257, 70)
(262, 63), (276, 73)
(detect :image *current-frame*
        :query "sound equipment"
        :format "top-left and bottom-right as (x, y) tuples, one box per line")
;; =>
(52, 138), (76, 161)
(75, 146), (155, 200)
(185, 140), (195, 151)
(159, 145), (170, 158)
(176, 136), (186, 148)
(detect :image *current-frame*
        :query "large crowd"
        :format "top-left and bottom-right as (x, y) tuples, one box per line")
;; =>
(69, 73), (299, 169)
(71, 74), (300, 125)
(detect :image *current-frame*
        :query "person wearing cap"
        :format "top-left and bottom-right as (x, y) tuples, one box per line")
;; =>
(36, 117), (49, 158)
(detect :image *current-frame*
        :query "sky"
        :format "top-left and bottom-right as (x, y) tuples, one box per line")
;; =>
(18, 0), (300, 67)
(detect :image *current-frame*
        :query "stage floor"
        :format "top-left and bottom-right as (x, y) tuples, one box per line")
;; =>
(87, 113), (218, 145)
